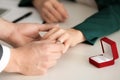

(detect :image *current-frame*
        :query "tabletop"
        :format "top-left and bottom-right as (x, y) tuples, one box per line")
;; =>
(0, 0), (120, 80)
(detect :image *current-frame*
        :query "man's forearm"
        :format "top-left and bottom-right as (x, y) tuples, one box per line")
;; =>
(0, 19), (14, 42)
(0, 19), (15, 72)
(4, 48), (20, 73)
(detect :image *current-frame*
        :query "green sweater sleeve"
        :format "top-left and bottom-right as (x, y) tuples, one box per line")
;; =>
(73, 3), (120, 45)
(19, 0), (33, 7)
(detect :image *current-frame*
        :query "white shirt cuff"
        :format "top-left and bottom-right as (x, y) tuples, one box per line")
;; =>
(0, 45), (10, 72)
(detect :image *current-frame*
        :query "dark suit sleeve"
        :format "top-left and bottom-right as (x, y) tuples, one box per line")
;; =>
(0, 45), (3, 61)
(19, 0), (33, 7)
(73, 3), (120, 45)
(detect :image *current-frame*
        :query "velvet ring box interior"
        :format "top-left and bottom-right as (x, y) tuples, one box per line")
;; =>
(89, 37), (119, 68)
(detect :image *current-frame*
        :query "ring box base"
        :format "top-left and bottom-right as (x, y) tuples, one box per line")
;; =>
(89, 37), (119, 68)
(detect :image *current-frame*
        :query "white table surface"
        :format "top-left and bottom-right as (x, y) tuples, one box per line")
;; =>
(0, 0), (120, 80)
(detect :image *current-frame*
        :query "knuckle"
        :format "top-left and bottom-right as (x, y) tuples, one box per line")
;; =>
(42, 62), (50, 68)
(47, 36), (53, 40)
(33, 68), (47, 75)
(43, 55), (50, 61)
(65, 33), (70, 37)
(41, 45), (51, 53)
(59, 29), (65, 33)
(44, 1), (50, 7)
(39, 69), (47, 75)
(42, 44), (50, 50)
(52, 61), (57, 66)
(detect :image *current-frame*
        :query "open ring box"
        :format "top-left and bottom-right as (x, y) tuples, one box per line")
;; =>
(89, 37), (119, 68)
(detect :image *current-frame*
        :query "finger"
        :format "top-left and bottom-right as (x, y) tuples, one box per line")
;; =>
(35, 66), (47, 75)
(37, 69), (47, 75)
(47, 61), (57, 68)
(43, 53), (62, 61)
(53, 1), (68, 21)
(50, 52), (62, 60)
(60, 3), (69, 19)
(42, 61), (57, 69)
(36, 23), (58, 32)
(44, 5), (60, 22)
(46, 3), (64, 22)
(36, 40), (64, 52)
(45, 29), (65, 40)
(42, 7), (58, 23)
(43, 26), (59, 39)
(49, 43), (64, 52)
(63, 40), (71, 53)
(57, 32), (70, 43)
(37, 40), (56, 44)
(41, 13), (51, 23)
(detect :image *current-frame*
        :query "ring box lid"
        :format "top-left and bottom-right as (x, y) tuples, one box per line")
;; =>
(100, 37), (119, 60)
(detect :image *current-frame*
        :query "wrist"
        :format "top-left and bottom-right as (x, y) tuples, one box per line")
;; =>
(77, 30), (86, 43)
(0, 19), (15, 42)
(70, 29), (86, 42)
(4, 48), (20, 73)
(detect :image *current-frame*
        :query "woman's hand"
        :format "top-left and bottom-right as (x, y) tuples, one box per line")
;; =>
(43, 27), (86, 53)
(33, 0), (68, 23)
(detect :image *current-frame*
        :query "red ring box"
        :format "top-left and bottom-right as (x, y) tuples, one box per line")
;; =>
(89, 37), (119, 68)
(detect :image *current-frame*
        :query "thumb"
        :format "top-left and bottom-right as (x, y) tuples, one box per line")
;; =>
(37, 24), (59, 31)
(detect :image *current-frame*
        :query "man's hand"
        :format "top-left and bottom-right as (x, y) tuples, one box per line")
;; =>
(4, 40), (64, 75)
(33, 0), (68, 23)
(6, 23), (56, 47)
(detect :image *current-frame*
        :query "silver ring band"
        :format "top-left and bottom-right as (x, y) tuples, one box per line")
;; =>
(56, 40), (62, 43)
